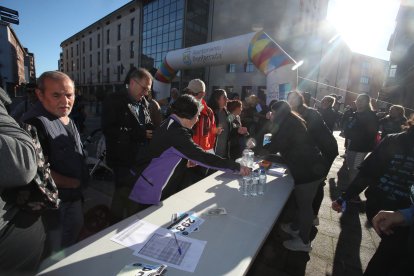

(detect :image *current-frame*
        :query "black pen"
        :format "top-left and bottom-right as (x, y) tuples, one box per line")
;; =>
(173, 233), (182, 255)
(166, 213), (189, 229)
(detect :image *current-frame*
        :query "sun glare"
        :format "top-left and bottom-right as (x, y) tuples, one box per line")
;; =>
(327, 0), (400, 60)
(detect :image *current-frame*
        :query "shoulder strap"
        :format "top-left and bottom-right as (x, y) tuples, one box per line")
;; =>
(20, 123), (60, 209)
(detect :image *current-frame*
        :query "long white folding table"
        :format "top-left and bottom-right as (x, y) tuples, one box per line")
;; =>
(38, 169), (293, 276)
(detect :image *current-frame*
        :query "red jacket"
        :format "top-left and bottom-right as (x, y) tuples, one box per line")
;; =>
(192, 99), (216, 151)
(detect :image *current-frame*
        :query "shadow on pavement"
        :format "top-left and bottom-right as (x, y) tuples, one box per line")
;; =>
(247, 196), (318, 276)
(329, 159), (365, 276)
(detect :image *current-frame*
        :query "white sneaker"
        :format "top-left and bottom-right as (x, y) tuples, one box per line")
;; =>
(313, 217), (320, 226)
(280, 223), (299, 237)
(283, 237), (312, 252)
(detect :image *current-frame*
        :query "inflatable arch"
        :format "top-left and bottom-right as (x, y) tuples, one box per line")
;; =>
(153, 31), (299, 105)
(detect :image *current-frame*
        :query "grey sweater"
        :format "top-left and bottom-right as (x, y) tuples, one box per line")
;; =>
(0, 88), (37, 230)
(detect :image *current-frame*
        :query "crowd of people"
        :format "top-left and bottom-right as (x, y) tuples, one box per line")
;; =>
(1, 68), (413, 275)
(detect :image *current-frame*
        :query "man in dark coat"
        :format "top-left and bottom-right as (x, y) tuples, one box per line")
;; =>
(102, 68), (153, 223)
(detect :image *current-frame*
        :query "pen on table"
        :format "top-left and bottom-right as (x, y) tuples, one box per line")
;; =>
(166, 213), (189, 229)
(173, 233), (182, 255)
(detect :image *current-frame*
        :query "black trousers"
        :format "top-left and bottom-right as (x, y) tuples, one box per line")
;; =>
(363, 226), (410, 276)
(0, 211), (45, 275)
(312, 155), (336, 217)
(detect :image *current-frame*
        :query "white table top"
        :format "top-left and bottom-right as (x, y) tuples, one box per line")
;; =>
(38, 170), (293, 276)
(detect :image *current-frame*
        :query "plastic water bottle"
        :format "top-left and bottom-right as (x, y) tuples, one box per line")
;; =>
(242, 149), (250, 166)
(247, 150), (255, 168)
(241, 175), (251, 196)
(250, 170), (259, 196)
(258, 166), (267, 195)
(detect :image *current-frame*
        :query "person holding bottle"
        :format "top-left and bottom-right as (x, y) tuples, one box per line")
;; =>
(264, 101), (327, 252)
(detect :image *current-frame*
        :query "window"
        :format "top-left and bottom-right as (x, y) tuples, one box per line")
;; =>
(361, 61), (370, 69)
(106, 29), (110, 44)
(106, 49), (110, 63)
(106, 67), (110, 82)
(70, 47), (73, 58)
(117, 24), (121, 40)
(89, 37), (92, 51)
(117, 65), (121, 82)
(76, 44), (79, 56)
(66, 49), (68, 58)
(89, 54), (92, 67)
(97, 70), (101, 83)
(130, 41), (135, 58)
(389, 64), (397, 78)
(241, 86), (253, 100)
(360, 76), (370, 84)
(82, 41), (85, 53)
(97, 52), (100, 65)
(76, 58), (79, 69)
(66, 62), (68, 72)
(97, 34), (101, 48)
(130, 18), (135, 36)
(83, 72), (85, 83)
(82, 56), (85, 69)
(117, 45), (121, 61)
(225, 86), (234, 93)
(244, 61), (255, 73)
(227, 64), (236, 73)
(361, 61), (370, 75)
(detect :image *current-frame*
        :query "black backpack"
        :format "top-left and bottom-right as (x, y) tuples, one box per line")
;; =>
(4, 123), (59, 213)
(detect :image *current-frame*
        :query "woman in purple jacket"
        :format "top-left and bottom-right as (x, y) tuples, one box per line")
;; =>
(129, 95), (250, 209)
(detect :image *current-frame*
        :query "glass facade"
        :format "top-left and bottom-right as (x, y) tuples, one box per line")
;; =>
(142, 0), (185, 69)
(184, 0), (209, 48)
(142, 0), (210, 88)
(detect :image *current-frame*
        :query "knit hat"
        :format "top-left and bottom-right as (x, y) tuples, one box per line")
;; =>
(186, 79), (205, 94)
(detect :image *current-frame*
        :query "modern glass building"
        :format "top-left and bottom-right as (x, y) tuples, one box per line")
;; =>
(141, 0), (210, 89)
(60, 0), (210, 96)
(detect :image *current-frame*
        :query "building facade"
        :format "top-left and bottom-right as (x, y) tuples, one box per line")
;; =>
(60, 0), (385, 109)
(380, 0), (414, 113)
(24, 48), (36, 84)
(206, 0), (333, 101)
(345, 53), (388, 109)
(0, 21), (32, 95)
(60, 0), (210, 97)
(60, 1), (140, 97)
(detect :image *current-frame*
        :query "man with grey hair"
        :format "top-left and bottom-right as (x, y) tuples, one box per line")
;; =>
(22, 71), (88, 253)
(102, 67), (153, 223)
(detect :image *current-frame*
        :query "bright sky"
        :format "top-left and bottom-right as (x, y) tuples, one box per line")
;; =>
(1, 0), (400, 77)
(327, 0), (400, 61)
(1, 0), (131, 76)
